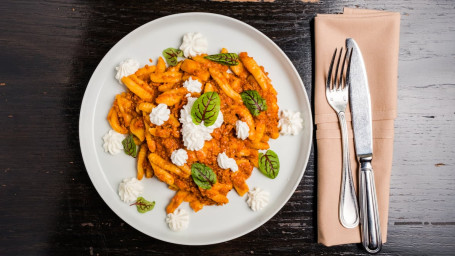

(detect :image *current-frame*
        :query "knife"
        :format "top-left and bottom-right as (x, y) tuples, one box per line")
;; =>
(346, 38), (382, 254)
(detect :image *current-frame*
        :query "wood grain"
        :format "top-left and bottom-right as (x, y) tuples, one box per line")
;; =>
(0, 0), (454, 255)
(386, 1), (455, 254)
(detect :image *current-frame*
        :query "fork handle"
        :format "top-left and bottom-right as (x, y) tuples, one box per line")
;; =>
(359, 157), (382, 254)
(337, 111), (359, 229)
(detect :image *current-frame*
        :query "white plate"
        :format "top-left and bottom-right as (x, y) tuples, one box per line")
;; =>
(79, 12), (312, 245)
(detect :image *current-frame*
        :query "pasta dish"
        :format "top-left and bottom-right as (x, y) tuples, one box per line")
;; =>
(107, 47), (281, 214)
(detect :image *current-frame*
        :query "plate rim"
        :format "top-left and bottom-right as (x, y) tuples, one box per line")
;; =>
(79, 12), (313, 245)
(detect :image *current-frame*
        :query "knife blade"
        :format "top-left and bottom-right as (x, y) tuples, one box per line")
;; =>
(346, 38), (382, 254)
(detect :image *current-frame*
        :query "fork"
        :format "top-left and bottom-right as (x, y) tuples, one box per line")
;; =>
(326, 47), (359, 229)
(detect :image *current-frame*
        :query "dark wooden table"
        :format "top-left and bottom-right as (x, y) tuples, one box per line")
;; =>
(1, 0), (454, 255)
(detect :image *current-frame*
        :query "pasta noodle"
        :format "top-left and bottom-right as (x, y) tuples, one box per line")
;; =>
(136, 144), (148, 180)
(239, 52), (271, 91)
(121, 75), (154, 101)
(107, 106), (128, 134)
(209, 67), (242, 102)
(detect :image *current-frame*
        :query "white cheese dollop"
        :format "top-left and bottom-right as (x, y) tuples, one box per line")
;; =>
(181, 123), (210, 151)
(246, 187), (270, 212)
(183, 77), (202, 93)
(171, 149), (188, 166)
(278, 109), (303, 135)
(217, 152), (238, 172)
(149, 103), (170, 126)
(115, 59), (139, 83)
(235, 120), (250, 140)
(179, 32), (208, 58)
(103, 129), (125, 155)
(165, 208), (189, 231)
(179, 96), (224, 151)
(118, 177), (144, 203)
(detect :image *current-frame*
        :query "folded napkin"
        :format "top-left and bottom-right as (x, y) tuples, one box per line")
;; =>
(315, 8), (400, 246)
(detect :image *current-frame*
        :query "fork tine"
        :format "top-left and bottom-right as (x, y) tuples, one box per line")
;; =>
(334, 47), (343, 90)
(339, 47), (349, 89)
(326, 48), (337, 91)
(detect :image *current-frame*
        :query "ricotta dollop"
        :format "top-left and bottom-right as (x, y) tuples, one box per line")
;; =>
(179, 32), (208, 58)
(183, 77), (202, 93)
(179, 97), (224, 151)
(149, 104), (170, 126)
(165, 208), (189, 231)
(171, 149), (188, 166)
(217, 152), (238, 172)
(278, 109), (303, 135)
(246, 187), (270, 211)
(118, 177), (144, 203)
(235, 120), (250, 140)
(115, 59), (139, 83)
(103, 129), (125, 155)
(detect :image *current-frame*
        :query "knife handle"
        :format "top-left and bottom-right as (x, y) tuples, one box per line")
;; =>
(359, 157), (382, 254)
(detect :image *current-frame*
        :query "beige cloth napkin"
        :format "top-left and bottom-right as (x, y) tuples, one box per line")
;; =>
(315, 8), (400, 246)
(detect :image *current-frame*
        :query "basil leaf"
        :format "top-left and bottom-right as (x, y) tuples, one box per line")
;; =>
(122, 134), (138, 157)
(191, 162), (217, 190)
(130, 196), (155, 213)
(162, 48), (184, 66)
(258, 150), (280, 179)
(240, 90), (268, 117)
(191, 92), (220, 127)
(204, 53), (239, 66)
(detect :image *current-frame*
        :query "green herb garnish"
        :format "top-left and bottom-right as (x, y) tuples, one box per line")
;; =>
(191, 92), (220, 127)
(204, 53), (239, 66)
(122, 134), (138, 157)
(130, 196), (155, 213)
(191, 162), (217, 190)
(162, 47), (184, 66)
(240, 90), (268, 117)
(258, 150), (280, 179)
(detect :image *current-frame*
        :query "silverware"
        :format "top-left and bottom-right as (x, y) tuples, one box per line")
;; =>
(347, 38), (382, 254)
(326, 47), (359, 229)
